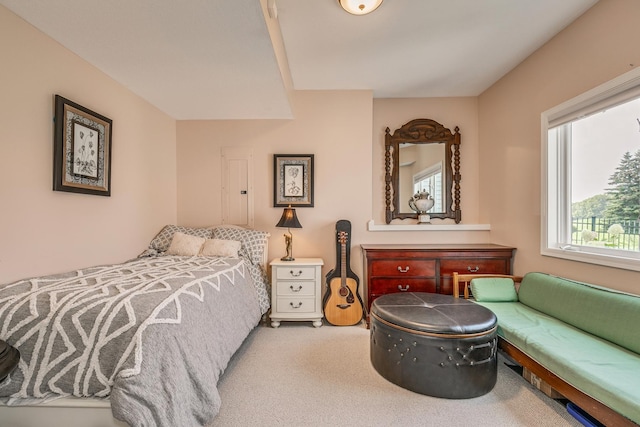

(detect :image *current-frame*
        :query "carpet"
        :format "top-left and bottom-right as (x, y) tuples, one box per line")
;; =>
(212, 322), (581, 426)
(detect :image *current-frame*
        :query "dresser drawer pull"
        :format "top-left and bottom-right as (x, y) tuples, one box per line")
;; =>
(289, 270), (303, 277)
(467, 266), (480, 273)
(289, 285), (303, 292)
(397, 285), (410, 292)
(397, 266), (410, 273)
(289, 301), (303, 309)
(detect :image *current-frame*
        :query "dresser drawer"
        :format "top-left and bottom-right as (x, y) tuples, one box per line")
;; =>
(370, 278), (437, 295)
(440, 259), (509, 275)
(275, 266), (317, 280)
(276, 281), (316, 297)
(275, 297), (316, 313)
(370, 259), (436, 277)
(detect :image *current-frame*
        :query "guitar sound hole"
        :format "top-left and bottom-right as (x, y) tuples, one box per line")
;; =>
(339, 287), (349, 297)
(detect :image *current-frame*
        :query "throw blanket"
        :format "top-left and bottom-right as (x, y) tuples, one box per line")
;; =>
(0, 255), (262, 426)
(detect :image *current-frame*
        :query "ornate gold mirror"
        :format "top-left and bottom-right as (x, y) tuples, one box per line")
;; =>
(385, 118), (461, 223)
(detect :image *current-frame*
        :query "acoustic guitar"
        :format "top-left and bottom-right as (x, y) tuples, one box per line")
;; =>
(323, 230), (364, 326)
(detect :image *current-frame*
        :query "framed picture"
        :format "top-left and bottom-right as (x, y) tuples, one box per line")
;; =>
(53, 95), (112, 196)
(274, 154), (314, 207)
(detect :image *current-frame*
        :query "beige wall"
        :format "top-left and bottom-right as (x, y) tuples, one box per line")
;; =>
(177, 93), (489, 283)
(177, 90), (374, 277)
(478, 0), (640, 294)
(0, 6), (177, 283)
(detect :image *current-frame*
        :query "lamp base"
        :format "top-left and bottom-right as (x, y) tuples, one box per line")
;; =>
(280, 256), (295, 261)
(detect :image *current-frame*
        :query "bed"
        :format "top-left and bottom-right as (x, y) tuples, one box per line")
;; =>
(0, 224), (270, 427)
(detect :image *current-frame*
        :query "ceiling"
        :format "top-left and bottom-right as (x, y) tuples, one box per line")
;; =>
(1, 0), (598, 120)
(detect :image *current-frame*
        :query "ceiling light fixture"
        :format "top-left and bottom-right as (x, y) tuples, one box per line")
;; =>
(338, 0), (383, 15)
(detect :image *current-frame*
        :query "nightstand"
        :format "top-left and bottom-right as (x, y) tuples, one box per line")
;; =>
(270, 258), (324, 328)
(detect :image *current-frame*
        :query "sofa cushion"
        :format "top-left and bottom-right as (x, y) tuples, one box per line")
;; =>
(470, 278), (518, 302)
(477, 301), (640, 424)
(517, 272), (640, 355)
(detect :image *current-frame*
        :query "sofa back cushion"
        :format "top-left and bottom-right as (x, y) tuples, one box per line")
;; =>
(518, 272), (640, 354)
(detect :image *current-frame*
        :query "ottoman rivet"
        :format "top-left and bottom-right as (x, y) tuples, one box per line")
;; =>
(413, 357), (417, 362)
(400, 353), (404, 357)
(399, 338), (403, 342)
(439, 346), (445, 351)
(439, 362), (445, 367)
(448, 356), (452, 361)
(413, 342), (417, 346)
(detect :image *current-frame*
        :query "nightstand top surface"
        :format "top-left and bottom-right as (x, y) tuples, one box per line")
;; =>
(270, 258), (324, 266)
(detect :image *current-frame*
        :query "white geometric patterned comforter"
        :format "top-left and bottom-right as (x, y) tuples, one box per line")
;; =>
(0, 255), (263, 427)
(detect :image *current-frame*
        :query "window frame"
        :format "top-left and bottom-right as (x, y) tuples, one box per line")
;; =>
(541, 67), (640, 272)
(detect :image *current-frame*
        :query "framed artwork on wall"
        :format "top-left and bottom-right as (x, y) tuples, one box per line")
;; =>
(273, 154), (314, 207)
(53, 95), (112, 196)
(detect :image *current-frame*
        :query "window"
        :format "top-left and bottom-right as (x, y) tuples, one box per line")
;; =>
(542, 67), (640, 271)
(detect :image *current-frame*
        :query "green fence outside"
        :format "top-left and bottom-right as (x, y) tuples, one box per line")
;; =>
(572, 217), (640, 251)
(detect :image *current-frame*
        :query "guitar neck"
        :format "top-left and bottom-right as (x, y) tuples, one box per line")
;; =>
(340, 242), (347, 285)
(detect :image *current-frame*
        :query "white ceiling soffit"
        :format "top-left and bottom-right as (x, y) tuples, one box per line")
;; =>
(1, 0), (292, 120)
(0, 0), (598, 120)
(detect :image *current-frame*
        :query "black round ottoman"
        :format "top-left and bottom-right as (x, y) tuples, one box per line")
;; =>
(370, 292), (498, 399)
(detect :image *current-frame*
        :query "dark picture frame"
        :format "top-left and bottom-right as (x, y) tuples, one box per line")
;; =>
(274, 154), (314, 207)
(53, 95), (112, 196)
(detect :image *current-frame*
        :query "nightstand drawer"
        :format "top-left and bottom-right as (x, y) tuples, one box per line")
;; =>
(275, 297), (316, 313)
(276, 266), (317, 280)
(276, 281), (316, 296)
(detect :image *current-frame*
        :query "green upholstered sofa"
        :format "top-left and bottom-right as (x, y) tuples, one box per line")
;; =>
(453, 272), (640, 427)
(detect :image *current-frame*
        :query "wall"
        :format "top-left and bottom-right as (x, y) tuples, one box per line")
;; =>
(479, 0), (640, 294)
(0, 6), (177, 284)
(177, 94), (488, 282)
(177, 90), (373, 276)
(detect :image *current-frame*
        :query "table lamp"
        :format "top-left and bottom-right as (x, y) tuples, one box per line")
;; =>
(275, 206), (302, 261)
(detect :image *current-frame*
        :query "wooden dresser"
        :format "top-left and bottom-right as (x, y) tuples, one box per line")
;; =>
(361, 244), (515, 323)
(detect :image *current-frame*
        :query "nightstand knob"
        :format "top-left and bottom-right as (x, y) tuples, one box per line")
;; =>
(289, 270), (303, 277)
(290, 301), (303, 309)
(467, 266), (480, 273)
(397, 266), (410, 273)
(290, 285), (302, 292)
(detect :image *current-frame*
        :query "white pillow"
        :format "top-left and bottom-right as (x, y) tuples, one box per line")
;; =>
(200, 239), (241, 258)
(165, 232), (206, 256)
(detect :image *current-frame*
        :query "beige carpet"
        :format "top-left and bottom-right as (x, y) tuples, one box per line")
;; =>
(212, 322), (581, 426)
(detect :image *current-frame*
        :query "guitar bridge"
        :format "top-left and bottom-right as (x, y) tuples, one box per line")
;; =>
(336, 304), (352, 310)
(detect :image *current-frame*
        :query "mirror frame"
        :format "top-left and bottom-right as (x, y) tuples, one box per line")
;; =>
(385, 118), (461, 223)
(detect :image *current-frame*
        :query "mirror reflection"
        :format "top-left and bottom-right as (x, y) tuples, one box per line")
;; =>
(399, 143), (446, 214)
(385, 119), (461, 224)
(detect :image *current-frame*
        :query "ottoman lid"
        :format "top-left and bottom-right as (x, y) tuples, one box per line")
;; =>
(371, 292), (497, 335)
